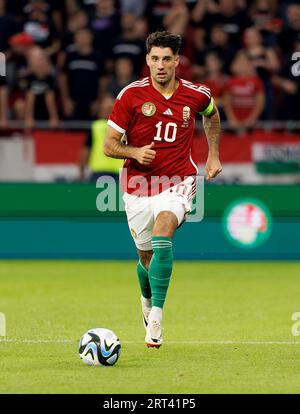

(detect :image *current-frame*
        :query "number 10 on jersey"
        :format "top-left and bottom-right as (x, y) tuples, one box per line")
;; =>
(154, 121), (177, 143)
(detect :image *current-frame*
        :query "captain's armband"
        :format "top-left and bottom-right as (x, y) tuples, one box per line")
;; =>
(199, 97), (215, 117)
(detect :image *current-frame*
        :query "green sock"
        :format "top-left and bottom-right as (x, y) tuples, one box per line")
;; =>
(137, 260), (151, 299)
(148, 236), (173, 308)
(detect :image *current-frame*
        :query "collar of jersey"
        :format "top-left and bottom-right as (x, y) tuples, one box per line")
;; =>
(149, 76), (182, 101)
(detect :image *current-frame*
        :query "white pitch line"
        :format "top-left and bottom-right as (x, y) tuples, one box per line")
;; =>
(0, 339), (74, 344)
(165, 341), (300, 345)
(1, 339), (300, 345)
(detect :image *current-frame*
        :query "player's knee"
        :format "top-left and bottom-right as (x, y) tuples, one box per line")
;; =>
(153, 211), (178, 237)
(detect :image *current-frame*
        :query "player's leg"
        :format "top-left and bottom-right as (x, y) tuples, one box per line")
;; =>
(122, 192), (154, 333)
(145, 211), (177, 347)
(137, 249), (153, 329)
(146, 178), (195, 347)
(149, 211), (177, 311)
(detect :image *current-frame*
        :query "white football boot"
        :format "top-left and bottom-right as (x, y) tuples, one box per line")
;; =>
(145, 320), (163, 348)
(141, 296), (151, 331)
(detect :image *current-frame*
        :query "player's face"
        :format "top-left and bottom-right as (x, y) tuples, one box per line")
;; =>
(146, 47), (179, 86)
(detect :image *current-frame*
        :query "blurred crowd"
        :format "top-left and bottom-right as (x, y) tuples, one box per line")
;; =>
(0, 0), (300, 130)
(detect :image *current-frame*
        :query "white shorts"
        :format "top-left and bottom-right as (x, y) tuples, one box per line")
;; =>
(123, 177), (195, 251)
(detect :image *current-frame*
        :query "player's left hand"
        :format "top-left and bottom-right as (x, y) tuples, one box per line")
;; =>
(205, 156), (222, 180)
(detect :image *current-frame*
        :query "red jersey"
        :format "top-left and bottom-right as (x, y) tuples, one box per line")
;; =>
(108, 76), (212, 195)
(225, 76), (264, 120)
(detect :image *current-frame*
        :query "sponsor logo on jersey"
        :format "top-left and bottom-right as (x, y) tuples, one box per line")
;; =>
(142, 102), (156, 117)
(163, 108), (173, 115)
(182, 106), (191, 127)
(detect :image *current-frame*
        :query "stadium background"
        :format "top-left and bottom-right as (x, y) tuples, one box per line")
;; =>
(1, 0), (300, 395)
(0, 0), (299, 259)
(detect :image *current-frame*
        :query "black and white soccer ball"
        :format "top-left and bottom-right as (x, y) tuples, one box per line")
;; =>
(79, 328), (121, 366)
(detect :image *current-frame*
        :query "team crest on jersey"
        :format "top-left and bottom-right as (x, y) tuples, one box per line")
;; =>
(182, 106), (191, 128)
(142, 102), (156, 117)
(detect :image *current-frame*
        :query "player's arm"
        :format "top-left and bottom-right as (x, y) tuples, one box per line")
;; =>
(201, 98), (222, 180)
(103, 126), (156, 166)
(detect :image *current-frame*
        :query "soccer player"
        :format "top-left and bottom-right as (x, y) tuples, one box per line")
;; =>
(104, 31), (222, 348)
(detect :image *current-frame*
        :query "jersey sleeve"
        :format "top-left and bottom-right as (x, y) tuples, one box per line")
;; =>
(107, 89), (134, 134)
(197, 85), (214, 117)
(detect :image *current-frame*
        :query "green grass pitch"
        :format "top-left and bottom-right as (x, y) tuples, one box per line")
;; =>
(1, 260), (300, 394)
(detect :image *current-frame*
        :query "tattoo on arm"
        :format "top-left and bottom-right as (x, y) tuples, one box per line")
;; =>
(202, 108), (221, 156)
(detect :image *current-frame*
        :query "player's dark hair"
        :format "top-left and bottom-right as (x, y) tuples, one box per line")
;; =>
(146, 31), (182, 55)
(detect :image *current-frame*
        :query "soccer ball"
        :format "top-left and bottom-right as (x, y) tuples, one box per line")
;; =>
(79, 328), (121, 366)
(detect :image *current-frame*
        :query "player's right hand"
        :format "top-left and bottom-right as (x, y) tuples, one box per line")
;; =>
(135, 142), (156, 165)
